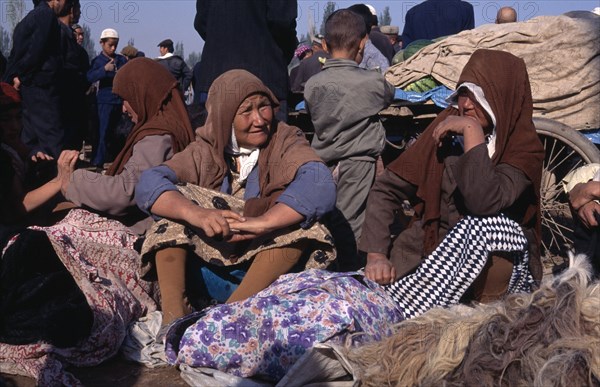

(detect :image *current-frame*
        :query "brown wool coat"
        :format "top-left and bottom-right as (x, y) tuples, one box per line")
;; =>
(360, 49), (545, 281)
(164, 69), (321, 217)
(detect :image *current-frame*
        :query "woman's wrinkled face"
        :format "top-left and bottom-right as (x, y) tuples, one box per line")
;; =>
(233, 94), (273, 148)
(458, 88), (493, 132)
(122, 100), (138, 124)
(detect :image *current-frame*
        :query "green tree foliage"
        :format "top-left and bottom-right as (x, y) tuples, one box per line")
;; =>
(175, 41), (184, 58)
(319, 2), (336, 36)
(186, 51), (201, 68)
(380, 6), (392, 26)
(81, 24), (96, 59)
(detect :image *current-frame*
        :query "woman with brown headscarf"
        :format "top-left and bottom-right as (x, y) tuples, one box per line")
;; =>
(60, 58), (194, 233)
(360, 50), (544, 317)
(135, 69), (336, 326)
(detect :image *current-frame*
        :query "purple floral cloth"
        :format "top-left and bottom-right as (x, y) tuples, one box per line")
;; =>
(165, 270), (403, 381)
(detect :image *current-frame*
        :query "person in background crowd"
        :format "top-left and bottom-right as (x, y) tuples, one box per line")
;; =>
(364, 4), (395, 64)
(348, 4), (390, 72)
(194, 0), (297, 122)
(121, 45), (139, 61)
(289, 44), (312, 87)
(86, 28), (127, 168)
(496, 7), (517, 24)
(381, 25), (402, 52)
(58, 0), (88, 151)
(290, 36), (330, 94)
(402, 0), (474, 47)
(4, 0), (65, 160)
(72, 23), (84, 45)
(156, 38), (193, 94)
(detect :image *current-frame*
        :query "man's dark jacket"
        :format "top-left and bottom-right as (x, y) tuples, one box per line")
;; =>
(157, 55), (193, 92)
(194, 0), (297, 100)
(402, 0), (475, 47)
(4, 1), (61, 86)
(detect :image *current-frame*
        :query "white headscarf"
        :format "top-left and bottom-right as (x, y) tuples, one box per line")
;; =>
(225, 128), (260, 183)
(447, 82), (497, 158)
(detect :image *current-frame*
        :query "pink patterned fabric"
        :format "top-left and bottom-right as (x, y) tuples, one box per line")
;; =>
(0, 209), (157, 385)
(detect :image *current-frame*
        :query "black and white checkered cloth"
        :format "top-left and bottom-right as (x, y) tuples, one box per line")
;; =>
(386, 214), (534, 319)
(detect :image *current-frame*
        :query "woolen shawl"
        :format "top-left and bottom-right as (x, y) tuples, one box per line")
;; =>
(164, 69), (321, 217)
(388, 49), (544, 257)
(108, 58), (195, 175)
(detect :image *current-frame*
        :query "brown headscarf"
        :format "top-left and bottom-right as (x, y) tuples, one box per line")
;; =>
(165, 69), (322, 217)
(107, 57), (195, 175)
(388, 49), (544, 256)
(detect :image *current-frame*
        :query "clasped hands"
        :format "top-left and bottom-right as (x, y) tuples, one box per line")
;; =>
(183, 207), (272, 242)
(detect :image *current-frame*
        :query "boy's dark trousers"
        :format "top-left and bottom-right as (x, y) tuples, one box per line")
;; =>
(92, 103), (122, 166)
(20, 83), (63, 159)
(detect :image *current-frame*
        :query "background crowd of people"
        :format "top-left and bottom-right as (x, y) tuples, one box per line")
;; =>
(0, 0), (598, 384)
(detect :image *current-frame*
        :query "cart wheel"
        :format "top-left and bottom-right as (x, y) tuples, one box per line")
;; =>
(534, 117), (600, 260)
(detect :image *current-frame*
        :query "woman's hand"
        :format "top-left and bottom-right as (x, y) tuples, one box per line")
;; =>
(576, 201), (600, 228)
(185, 207), (245, 239)
(56, 150), (79, 195)
(432, 115), (485, 151)
(569, 181), (600, 210)
(227, 203), (304, 242)
(227, 216), (272, 242)
(364, 252), (396, 285)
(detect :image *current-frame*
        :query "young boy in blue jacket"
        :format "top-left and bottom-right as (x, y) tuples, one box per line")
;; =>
(87, 28), (127, 167)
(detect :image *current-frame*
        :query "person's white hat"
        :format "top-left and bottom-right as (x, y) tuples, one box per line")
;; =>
(100, 28), (119, 40)
(365, 4), (377, 16)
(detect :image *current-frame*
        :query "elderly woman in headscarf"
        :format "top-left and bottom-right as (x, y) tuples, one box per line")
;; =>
(135, 69), (336, 325)
(360, 49), (544, 318)
(60, 57), (195, 233)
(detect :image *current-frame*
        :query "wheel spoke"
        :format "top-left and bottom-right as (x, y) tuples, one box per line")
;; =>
(545, 148), (579, 175)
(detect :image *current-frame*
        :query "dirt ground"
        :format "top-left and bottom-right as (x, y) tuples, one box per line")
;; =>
(0, 357), (188, 386)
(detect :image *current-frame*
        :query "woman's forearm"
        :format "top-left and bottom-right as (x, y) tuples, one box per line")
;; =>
(149, 190), (199, 223)
(258, 203), (304, 232)
(23, 179), (61, 212)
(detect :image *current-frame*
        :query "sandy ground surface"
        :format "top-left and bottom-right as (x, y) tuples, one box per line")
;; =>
(0, 357), (189, 386)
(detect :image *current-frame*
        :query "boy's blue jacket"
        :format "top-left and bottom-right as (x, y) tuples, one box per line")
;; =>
(87, 53), (128, 104)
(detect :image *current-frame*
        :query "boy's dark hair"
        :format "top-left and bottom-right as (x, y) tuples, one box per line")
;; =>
(347, 4), (374, 33)
(325, 9), (367, 53)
